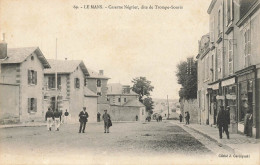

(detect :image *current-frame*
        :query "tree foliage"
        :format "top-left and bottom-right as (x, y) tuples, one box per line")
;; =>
(176, 58), (197, 100)
(131, 77), (154, 102)
(131, 77), (154, 114)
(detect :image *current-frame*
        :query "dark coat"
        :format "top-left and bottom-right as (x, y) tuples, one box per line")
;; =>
(79, 111), (89, 123)
(217, 110), (229, 126)
(45, 111), (54, 120)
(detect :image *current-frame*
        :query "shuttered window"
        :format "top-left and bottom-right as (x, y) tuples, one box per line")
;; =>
(28, 70), (37, 85)
(75, 78), (80, 88)
(28, 98), (37, 113)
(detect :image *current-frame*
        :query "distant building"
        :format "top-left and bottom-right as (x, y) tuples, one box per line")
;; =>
(107, 83), (147, 121)
(86, 69), (110, 115)
(0, 42), (50, 123)
(43, 59), (98, 122)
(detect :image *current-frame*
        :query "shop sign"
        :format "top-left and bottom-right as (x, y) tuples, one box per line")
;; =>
(208, 83), (219, 90)
(226, 94), (236, 100)
(222, 77), (235, 86)
(216, 95), (225, 100)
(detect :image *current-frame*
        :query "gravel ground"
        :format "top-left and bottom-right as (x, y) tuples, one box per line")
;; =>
(0, 121), (220, 164)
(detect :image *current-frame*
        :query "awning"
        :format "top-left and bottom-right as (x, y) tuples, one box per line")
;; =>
(207, 83), (219, 90)
(222, 77), (235, 87)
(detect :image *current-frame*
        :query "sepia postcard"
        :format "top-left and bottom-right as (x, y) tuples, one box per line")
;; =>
(0, 0), (259, 164)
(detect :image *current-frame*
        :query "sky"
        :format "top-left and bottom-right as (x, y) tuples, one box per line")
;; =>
(0, 0), (211, 100)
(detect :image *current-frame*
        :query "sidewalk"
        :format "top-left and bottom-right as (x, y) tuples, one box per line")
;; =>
(176, 121), (260, 154)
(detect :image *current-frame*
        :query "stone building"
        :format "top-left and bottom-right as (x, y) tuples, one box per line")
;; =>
(0, 41), (50, 123)
(43, 59), (98, 122)
(197, 0), (260, 138)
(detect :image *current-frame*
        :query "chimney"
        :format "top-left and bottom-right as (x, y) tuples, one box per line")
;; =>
(0, 33), (7, 59)
(99, 70), (103, 75)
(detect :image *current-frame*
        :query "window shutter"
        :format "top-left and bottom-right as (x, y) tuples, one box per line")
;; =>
(28, 98), (31, 113)
(35, 71), (37, 85)
(28, 70), (31, 84)
(34, 99), (37, 112)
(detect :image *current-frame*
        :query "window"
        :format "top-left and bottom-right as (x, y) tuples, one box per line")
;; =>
(97, 79), (101, 87)
(124, 98), (127, 102)
(28, 98), (37, 113)
(226, 0), (233, 25)
(28, 70), (37, 85)
(210, 17), (214, 42)
(218, 10), (221, 36)
(217, 49), (222, 79)
(244, 28), (251, 67)
(118, 98), (121, 102)
(97, 92), (101, 96)
(48, 76), (61, 89)
(228, 39), (233, 74)
(75, 78), (80, 88)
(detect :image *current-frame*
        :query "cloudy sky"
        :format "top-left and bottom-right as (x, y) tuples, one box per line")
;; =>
(0, 0), (210, 100)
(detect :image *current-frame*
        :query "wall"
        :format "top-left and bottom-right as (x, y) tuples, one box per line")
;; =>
(180, 99), (199, 124)
(110, 105), (142, 121)
(108, 95), (138, 106)
(0, 64), (19, 84)
(20, 52), (45, 122)
(0, 84), (19, 123)
(84, 96), (97, 122)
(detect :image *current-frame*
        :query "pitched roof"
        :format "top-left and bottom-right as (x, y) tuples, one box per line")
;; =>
(123, 99), (145, 107)
(107, 83), (138, 95)
(0, 47), (50, 68)
(84, 87), (98, 97)
(87, 68), (109, 79)
(44, 59), (89, 76)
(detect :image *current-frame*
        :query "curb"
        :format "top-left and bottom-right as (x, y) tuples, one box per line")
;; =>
(183, 125), (238, 154)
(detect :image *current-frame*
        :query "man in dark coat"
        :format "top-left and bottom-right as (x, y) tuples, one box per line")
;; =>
(45, 108), (54, 131)
(79, 107), (89, 133)
(102, 109), (111, 133)
(54, 109), (61, 131)
(179, 114), (183, 123)
(217, 106), (230, 139)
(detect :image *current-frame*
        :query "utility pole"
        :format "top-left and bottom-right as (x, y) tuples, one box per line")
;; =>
(55, 38), (58, 110)
(167, 95), (169, 119)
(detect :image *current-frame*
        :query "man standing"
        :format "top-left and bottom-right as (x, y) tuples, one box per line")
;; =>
(217, 106), (230, 139)
(136, 115), (138, 121)
(79, 107), (89, 133)
(102, 109), (111, 133)
(54, 109), (61, 131)
(179, 114), (183, 123)
(45, 108), (54, 131)
(64, 109), (69, 124)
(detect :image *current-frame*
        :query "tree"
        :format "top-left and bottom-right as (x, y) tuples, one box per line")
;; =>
(176, 58), (197, 100)
(131, 77), (154, 114)
(131, 77), (154, 102)
(143, 97), (154, 115)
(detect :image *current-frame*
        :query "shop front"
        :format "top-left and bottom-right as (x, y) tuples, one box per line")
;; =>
(236, 66), (256, 137)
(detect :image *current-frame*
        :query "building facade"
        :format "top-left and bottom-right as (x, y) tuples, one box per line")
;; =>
(0, 45), (50, 123)
(198, 0), (260, 138)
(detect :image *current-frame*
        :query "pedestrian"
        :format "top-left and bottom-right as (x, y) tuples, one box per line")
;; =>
(136, 115), (138, 121)
(185, 112), (190, 125)
(64, 109), (69, 124)
(159, 115), (162, 122)
(102, 109), (111, 133)
(79, 107), (89, 133)
(97, 112), (101, 122)
(54, 109), (61, 131)
(217, 106), (230, 139)
(45, 108), (54, 131)
(179, 114), (183, 123)
(244, 109), (253, 137)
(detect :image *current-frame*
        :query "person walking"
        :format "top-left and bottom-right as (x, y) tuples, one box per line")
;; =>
(185, 112), (190, 125)
(136, 115), (138, 121)
(97, 112), (101, 122)
(217, 106), (230, 139)
(179, 114), (183, 123)
(54, 109), (61, 131)
(244, 109), (253, 137)
(45, 108), (54, 131)
(102, 109), (111, 133)
(64, 109), (69, 124)
(79, 107), (89, 133)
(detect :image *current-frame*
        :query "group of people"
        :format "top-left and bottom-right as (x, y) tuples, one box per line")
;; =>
(45, 108), (69, 131)
(156, 115), (162, 122)
(178, 112), (190, 125)
(78, 107), (111, 133)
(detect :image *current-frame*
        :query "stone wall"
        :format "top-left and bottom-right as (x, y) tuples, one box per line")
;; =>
(180, 99), (199, 124)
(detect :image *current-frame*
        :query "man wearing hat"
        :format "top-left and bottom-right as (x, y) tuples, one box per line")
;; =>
(217, 105), (230, 139)
(78, 107), (89, 133)
(102, 109), (111, 133)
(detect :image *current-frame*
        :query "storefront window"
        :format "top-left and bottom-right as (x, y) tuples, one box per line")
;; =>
(239, 80), (253, 122)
